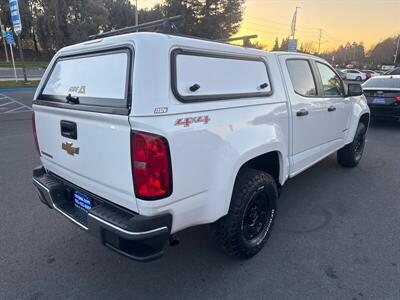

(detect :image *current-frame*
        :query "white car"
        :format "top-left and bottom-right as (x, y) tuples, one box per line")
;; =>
(342, 69), (367, 81)
(361, 69), (380, 79)
(32, 28), (370, 261)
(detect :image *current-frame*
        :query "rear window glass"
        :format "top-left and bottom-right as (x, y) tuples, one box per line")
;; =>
(41, 50), (130, 107)
(172, 50), (272, 102)
(363, 77), (400, 89)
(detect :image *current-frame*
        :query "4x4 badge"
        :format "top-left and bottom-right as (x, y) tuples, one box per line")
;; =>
(62, 142), (80, 156)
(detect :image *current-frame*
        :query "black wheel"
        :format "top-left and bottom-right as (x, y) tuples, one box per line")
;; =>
(212, 169), (277, 259)
(356, 76), (362, 81)
(337, 122), (366, 168)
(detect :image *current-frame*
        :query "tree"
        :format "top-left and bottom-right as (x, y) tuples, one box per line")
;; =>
(248, 41), (266, 50)
(272, 37), (279, 51)
(161, 0), (244, 40)
(369, 36), (398, 65)
(278, 37), (289, 51)
(0, 0), (246, 57)
(301, 41), (316, 54)
(34, 0), (108, 54)
(103, 0), (136, 31)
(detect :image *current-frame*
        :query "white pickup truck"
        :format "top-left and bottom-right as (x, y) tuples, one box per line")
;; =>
(32, 32), (370, 261)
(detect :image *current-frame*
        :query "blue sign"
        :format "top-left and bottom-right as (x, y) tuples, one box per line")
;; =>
(288, 39), (297, 52)
(6, 31), (14, 45)
(9, 0), (22, 35)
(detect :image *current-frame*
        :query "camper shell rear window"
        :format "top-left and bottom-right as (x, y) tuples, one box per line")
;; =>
(39, 48), (132, 110)
(171, 49), (272, 102)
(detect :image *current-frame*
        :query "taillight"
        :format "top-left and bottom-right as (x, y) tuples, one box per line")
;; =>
(394, 96), (400, 103)
(32, 112), (40, 155)
(131, 131), (172, 200)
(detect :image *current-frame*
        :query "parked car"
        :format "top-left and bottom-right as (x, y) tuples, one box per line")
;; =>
(31, 30), (370, 262)
(341, 69), (367, 81)
(361, 69), (380, 79)
(363, 75), (400, 119)
(384, 67), (400, 75)
(335, 68), (347, 79)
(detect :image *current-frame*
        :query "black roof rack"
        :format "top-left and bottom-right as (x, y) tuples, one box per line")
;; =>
(217, 35), (258, 47)
(89, 15), (183, 40)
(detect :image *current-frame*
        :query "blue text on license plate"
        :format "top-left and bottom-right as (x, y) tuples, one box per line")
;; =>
(74, 191), (93, 212)
(373, 97), (386, 104)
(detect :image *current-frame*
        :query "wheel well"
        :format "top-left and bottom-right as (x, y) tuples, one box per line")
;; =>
(239, 151), (280, 186)
(359, 113), (370, 128)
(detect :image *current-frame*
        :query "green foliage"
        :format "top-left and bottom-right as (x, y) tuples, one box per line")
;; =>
(0, 0), (244, 55)
(34, 0), (108, 53)
(103, 0), (136, 31)
(158, 0), (244, 39)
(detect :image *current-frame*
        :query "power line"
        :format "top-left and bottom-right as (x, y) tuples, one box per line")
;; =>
(246, 14), (320, 32)
(244, 20), (319, 37)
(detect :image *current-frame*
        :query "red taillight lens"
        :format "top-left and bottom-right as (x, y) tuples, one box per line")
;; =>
(131, 131), (172, 200)
(394, 96), (400, 103)
(32, 112), (40, 155)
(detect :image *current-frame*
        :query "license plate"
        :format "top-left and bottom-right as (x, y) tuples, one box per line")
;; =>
(74, 191), (93, 212)
(372, 97), (386, 104)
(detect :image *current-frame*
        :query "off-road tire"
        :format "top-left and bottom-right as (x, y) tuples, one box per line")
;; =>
(212, 169), (278, 259)
(337, 122), (366, 168)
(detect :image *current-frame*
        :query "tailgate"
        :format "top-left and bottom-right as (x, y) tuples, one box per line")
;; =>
(33, 47), (138, 212)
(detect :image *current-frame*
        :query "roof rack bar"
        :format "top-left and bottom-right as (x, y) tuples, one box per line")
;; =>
(217, 34), (258, 47)
(89, 15), (183, 40)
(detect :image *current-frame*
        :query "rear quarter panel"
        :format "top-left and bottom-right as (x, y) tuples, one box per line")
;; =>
(131, 46), (290, 233)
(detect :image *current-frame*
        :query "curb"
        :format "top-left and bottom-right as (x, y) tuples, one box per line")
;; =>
(0, 87), (38, 94)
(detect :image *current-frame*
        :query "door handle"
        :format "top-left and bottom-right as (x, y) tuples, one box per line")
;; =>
(328, 106), (336, 112)
(296, 109), (309, 117)
(60, 120), (77, 140)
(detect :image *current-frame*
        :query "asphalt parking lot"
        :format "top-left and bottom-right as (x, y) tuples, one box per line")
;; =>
(0, 91), (399, 300)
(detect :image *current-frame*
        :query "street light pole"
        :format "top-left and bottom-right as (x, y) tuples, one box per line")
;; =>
(16, 35), (27, 82)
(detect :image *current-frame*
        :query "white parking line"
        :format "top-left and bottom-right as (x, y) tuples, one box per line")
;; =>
(1, 94), (32, 110)
(5, 106), (28, 113)
(0, 101), (15, 107)
(0, 93), (32, 114)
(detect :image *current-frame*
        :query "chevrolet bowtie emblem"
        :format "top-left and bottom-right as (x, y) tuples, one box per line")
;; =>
(62, 142), (80, 156)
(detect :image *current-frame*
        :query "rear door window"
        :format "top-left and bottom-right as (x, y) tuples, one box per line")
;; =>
(172, 49), (272, 102)
(286, 59), (317, 97)
(41, 49), (131, 108)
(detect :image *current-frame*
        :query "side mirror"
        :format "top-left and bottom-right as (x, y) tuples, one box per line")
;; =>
(347, 83), (363, 97)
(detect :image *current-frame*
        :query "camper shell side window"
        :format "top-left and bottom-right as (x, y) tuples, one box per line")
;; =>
(171, 49), (272, 103)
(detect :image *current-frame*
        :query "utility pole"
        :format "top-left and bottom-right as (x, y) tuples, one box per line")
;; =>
(317, 29), (322, 54)
(394, 35), (400, 65)
(135, 0), (138, 32)
(0, 16), (8, 62)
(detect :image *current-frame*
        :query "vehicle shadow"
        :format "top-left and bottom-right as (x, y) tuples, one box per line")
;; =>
(41, 153), (373, 299)
(369, 118), (400, 130)
(19, 118), (399, 300)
